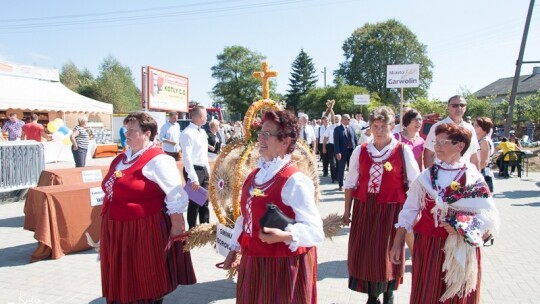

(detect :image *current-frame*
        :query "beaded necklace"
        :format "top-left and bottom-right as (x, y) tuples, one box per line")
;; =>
(430, 163), (466, 195)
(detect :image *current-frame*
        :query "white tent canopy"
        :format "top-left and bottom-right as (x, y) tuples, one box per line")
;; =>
(0, 73), (113, 114)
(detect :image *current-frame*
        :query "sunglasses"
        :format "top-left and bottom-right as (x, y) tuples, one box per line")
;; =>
(258, 131), (280, 138)
(432, 139), (459, 146)
(450, 103), (467, 108)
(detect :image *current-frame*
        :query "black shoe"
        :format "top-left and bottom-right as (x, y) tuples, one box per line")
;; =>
(383, 291), (394, 304)
(483, 234), (495, 247)
(367, 296), (380, 304)
(338, 186), (343, 191)
(322, 173), (328, 177)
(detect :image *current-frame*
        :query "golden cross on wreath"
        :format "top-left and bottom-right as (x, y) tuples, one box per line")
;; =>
(252, 61), (278, 99)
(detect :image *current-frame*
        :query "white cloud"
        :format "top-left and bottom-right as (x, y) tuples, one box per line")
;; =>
(28, 52), (51, 60)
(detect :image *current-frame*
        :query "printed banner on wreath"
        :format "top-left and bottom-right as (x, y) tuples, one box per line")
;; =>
(216, 223), (234, 257)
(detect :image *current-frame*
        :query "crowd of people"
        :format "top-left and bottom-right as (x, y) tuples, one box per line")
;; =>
(1, 96), (506, 303)
(95, 97), (503, 303)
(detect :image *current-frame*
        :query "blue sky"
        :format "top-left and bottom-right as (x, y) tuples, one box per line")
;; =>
(1, 0), (539, 108)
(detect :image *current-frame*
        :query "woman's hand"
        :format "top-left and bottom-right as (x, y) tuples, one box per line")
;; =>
(342, 210), (351, 226)
(222, 250), (239, 269)
(441, 222), (457, 235)
(191, 180), (200, 191)
(259, 227), (292, 244)
(170, 214), (186, 237)
(389, 240), (405, 264)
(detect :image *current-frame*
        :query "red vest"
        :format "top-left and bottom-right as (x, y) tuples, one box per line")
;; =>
(352, 143), (407, 204)
(413, 173), (467, 238)
(240, 164), (309, 257)
(101, 147), (166, 220)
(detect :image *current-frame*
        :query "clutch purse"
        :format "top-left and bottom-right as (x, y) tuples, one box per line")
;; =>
(259, 203), (295, 231)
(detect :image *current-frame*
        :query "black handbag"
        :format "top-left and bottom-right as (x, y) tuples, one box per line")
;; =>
(259, 203), (295, 231)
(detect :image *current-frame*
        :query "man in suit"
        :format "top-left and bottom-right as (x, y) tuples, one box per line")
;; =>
(333, 114), (357, 191)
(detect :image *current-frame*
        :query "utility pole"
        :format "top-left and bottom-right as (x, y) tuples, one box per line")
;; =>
(504, 0), (536, 137)
(321, 67), (327, 87)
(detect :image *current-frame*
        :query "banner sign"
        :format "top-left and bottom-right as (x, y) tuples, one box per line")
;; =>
(386, 64), (420, 88)
(216, 223), (234, 257)
(144, 66), (189, 112)
(90, 187), (105, 206)
(81, 170), (103, 183)
(353, 94), (370, 105)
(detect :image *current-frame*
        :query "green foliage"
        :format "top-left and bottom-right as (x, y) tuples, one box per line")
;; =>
(60, 61), (81, 91)
(285, 49), (318, 112)
(210, 46), (274, 116)
(408, 97), (446, 117)
(77, 68), (98, 100)
(514, 91), (540, 134)
(59, 57), (140, 113)
(94, 56), (141, 113)
(335, 19), (433, 105)
(462, 93), (494, 121)
(299, 84), (380, 118)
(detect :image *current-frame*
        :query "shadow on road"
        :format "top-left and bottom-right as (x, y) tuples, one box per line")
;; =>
(0, 216), (24, 228)
(511, 202), (540, 207)
(167, 279), (236, 303)
(492, 190), (539, 199)
(318, 260), (348, 280)
(0, 243), (35, 267)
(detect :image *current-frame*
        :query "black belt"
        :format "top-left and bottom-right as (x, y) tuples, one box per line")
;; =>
(194, 165), (207, 170)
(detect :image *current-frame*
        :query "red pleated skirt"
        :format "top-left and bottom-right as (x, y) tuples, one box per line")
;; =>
(100, 210), (196, 303)
(236, 247), (317, 304)
(410, 233), (481, 304)
(347, 194), (404, 295)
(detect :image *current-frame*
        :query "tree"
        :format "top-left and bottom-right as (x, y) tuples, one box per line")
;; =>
(60, 62), (99, 100)
(77, 68), (98, 100)
(285, 49), (318, 112)
(409, 97), (446, 117)
(463, 92), (494, 122)
(60, 61), (81, 91)
(335, 19), (433, 105)
(210, 46), (274, 116)
(94, 55), (140, 113)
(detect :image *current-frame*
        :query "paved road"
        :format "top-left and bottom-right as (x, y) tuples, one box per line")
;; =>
(1, 157), (539, 303)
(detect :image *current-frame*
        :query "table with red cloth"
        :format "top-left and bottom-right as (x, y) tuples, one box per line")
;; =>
(23, 159), (215, 262)
(37, 166), (109, 186)
(23, 182), (103, 262)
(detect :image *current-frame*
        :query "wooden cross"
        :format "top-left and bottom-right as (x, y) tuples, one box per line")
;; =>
(252, 61), (278, 99)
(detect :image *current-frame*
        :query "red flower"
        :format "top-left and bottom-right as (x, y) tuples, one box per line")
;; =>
(456, 214), (471, 222)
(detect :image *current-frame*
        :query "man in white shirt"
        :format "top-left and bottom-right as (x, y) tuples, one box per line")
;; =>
(317, 116), (330, 176)
(323, 114), (341, 183)
(180, 106), (211, 229)
(299, 114), (316, 152)
(424, 95), (480, 169)
(159, 112), (181, 161)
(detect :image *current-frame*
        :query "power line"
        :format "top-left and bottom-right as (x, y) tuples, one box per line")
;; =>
(0, 0), (312, 30)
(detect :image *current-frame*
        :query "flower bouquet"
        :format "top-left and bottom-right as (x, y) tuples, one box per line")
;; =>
(446, 212), (484, 247)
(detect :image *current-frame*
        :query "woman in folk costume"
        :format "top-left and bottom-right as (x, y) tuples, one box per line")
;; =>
(100, 112), (196, 304)
(222, 110), (324, 304)
(390, 123), (500, 304)
(342, 106), (420, 304)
